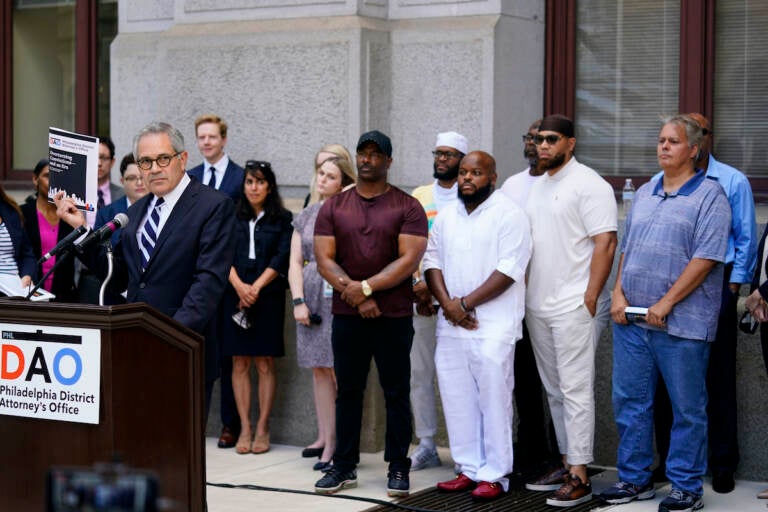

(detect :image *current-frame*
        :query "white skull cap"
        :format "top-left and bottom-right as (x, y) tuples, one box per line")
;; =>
(435, 131), (469, 155)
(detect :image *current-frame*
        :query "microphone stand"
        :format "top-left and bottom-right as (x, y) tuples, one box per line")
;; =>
(26, 246), (76, 300)
(99, 240), (114, 307)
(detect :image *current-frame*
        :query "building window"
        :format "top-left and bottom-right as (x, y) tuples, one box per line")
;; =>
(713, 0), (768, 176)
(574, 0), (680, 177)
(12, 0), (76, 170)
(1, 0), (115, 185)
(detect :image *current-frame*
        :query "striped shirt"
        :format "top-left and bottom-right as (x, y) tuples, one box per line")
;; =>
(0, 223), (19, 276)
(620, 170), (731, 341)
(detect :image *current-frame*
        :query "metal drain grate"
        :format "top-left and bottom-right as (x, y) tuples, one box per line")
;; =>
(365, 470), (611, 512)
(364, 486), (610, 512)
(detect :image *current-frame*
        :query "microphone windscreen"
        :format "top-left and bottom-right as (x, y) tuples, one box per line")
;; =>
(114, 213), (129, 229)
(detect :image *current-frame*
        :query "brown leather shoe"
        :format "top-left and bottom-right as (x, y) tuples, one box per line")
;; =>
(525, 465), (569, 491)
(471, 481), (505, 501)
(546, 474), (592, 507)
(217, 426), (237, 449)
(437, 474), (477, 493)
(757, 487), (768, 499)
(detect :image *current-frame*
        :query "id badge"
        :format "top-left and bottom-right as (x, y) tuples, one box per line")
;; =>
(323, 280), (333, 298)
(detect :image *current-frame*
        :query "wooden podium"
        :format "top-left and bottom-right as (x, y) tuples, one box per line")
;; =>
(0, 300), (206, 512)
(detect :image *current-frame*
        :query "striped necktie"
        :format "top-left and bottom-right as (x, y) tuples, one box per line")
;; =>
(139, 197), (165, 269)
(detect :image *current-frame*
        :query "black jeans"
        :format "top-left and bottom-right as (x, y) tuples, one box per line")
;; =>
(331, 315), (414, 473)
(514, 320), (558, 467)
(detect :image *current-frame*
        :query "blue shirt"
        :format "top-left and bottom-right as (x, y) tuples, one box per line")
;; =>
(621, 170), (731, 341)
(653, 155), (756, 283)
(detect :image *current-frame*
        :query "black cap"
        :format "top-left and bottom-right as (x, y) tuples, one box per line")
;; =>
(356, 130), (392, 157)
(539, 114), (574, 137)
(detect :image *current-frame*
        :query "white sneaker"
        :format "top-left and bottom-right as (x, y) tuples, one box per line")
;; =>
(409, 445), (441, 471)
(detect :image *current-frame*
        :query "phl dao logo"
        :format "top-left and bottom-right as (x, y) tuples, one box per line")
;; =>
(0, 324), (101, 424)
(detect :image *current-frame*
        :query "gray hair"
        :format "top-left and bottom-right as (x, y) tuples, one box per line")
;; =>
(132, 122), (185, 158)
(660, 114), (704, 149)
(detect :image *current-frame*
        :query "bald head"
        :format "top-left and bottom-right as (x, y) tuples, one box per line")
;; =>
(458, 151), (497, 210)
(462, 150), (497, 175)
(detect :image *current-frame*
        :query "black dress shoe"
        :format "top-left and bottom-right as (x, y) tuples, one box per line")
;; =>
(313, 461), (332, 471)
(302, 446), (324, 458)
(712, 471), (735, 494)
(217, 426), (237, 449)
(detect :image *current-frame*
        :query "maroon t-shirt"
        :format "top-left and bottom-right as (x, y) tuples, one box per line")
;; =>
(314, 186), (428, 317)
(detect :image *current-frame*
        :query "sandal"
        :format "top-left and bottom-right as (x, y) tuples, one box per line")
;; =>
(251, 433), (270, 454)
(235, 430), (252, 455)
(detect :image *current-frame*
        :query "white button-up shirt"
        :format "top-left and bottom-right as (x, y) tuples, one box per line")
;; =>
(422, 190), (531, 342)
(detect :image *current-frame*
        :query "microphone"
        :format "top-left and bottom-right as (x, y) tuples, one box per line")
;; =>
(39, 225), (88, 263)
(75, 213), (130, 252)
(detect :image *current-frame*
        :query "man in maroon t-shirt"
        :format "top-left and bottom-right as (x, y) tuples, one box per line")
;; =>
(313, 130), (428, 497)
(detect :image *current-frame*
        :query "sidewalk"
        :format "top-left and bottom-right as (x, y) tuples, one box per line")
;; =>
(205, 437), (767, 511)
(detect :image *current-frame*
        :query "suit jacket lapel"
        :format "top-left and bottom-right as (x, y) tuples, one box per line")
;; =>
(219, 162), (237, 194)
(145, 181), (200, 271)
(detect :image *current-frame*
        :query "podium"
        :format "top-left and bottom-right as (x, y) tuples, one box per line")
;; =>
(0, 300), (206, 512)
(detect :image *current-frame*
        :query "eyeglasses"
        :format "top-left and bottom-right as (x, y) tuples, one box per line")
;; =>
(245, 160), (271, 170)
(432, 150), (461, 160)
(533, 134), (563, 145)
(522, 134), (535, 143)
(123, 176), (144, 183)
(98, 155), (113, 161)
(136, 152), (182, 170)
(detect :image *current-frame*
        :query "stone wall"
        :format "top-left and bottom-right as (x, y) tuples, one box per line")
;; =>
(110, 1), (544, 198)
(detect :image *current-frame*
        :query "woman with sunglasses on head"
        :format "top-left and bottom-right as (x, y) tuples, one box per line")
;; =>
(0, 180), (36, 296)
(222, 160), (293, 455)
(289, 145), (356, 470)
(19, 159), (77, 301)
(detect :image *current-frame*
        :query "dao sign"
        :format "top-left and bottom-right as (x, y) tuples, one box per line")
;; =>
(0, 324), (100, 424)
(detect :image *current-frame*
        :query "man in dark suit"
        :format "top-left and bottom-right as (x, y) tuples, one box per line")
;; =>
(186, 114), (244, 449)
(186, 114), (244, 202)
(56, 121), (236, 418)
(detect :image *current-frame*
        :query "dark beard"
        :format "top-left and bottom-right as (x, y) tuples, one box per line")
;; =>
(459, 182), (494, 206)
(433, 160), (460, 182)
(539, 152), (566, 171)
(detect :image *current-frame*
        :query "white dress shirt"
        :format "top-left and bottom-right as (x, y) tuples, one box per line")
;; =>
(136, 173), (192, 247)
(204, 154), (230, 190)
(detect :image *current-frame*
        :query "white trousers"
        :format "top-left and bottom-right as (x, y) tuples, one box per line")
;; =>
(526, 303), (603, 466)
(410, 313), (439, 439)
(435, 335), (516, 490)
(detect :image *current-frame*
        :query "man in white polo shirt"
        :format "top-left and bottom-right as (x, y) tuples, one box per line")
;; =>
(523, 115), (617, 508)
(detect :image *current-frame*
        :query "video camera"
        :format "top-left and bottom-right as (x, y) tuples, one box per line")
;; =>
(47, 462), (159, 512)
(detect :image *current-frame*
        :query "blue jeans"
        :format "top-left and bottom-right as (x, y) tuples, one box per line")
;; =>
(612, 323), (710, 496)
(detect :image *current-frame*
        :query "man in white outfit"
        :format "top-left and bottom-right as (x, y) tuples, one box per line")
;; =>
(524, 115), (617, 508)
(424, 151), (531, 502)
(409, 131), (468, 470)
